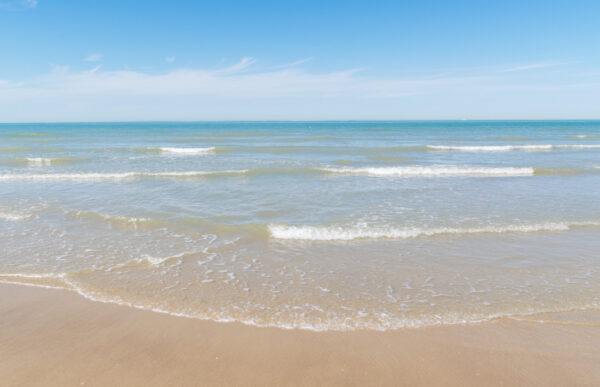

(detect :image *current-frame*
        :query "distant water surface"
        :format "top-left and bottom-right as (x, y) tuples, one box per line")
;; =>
(1, 121), (599, 330)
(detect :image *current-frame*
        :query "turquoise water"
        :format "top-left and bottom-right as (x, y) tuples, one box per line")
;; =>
(1, 121), (600, 330)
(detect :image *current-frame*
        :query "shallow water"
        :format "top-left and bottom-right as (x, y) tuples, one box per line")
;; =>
(1, 121), (599, 330)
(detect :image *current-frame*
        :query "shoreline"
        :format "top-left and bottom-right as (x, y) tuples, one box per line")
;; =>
(3, 275), (598, 332)
(2, 282), (599, 386)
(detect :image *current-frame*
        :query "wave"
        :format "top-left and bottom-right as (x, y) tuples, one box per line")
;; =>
(25, 157), (84, 166)
(0, 212), (30, 221)
(0, 272), (65, 279)
(572, 135), (600, 139)
(558, 144), (600, 149)
(156, 147), (216, 155)
(0, 272), (71, 291)
(0, 170), (248, 181)
(427, 144), (600, 152)
(0, 157), (84, 167)
(26, 158), (54, 166)
(137, 143), (600, 156)
(321, 166), (535, 177)
(269, 221), (600, 241)
(0, 165), (592, 182)
(137, 251), (197, 267)
(188, 145), (428, 155)
(131, 146), (222, 155)
(2, 270), (600, 331)
(124, 143), (600, 156)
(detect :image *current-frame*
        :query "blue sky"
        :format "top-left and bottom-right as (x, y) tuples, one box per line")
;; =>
(1, 0), (599, 121)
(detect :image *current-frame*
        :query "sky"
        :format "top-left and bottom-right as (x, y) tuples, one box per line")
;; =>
(1, 0), (599, 121)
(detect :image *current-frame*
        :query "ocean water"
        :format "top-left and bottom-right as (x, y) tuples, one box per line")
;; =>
(1, 121), (599, 331)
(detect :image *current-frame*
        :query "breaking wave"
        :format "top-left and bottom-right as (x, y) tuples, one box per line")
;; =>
(0, 212), (30, 221)
(1, 165), (593, 182)
(0, 170), (248, 181)
(269, 221), (600, 241)
(320, 166), (535, 177)
(156, 147), (216, 155)
(427, 144), (600, 151)
(25, 157), (83, 166)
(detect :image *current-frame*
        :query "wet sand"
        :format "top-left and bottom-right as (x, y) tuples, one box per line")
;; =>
(1, 283), (599, 386)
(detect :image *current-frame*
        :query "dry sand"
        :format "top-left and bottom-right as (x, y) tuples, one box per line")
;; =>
(1, 282), (599, 386)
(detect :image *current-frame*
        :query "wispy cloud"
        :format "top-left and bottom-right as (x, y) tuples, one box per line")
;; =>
(0, 58), (597, 121)
(501, 62), (564, 73)
(275, 57), (314, 69)
(0, 0), (37, 9)
(165, 56), (176, 63)
(84, 53), (103, 62)
(0, 59), (484, 119)
(88, 65), (102, 74)
(218, 57), (258, 73)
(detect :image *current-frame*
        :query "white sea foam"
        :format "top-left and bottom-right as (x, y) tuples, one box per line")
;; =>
(0, 170), (248, 181)
(26, 157), (53, 166)
(0, 212), (29, 221)
(321, 166), (534, 177)
(557, 144), (600, 149)
(2, 270), (600, 332)
(268, 221), (600, 241)
(139, 251), (189, 266)
(158, 147), (216, 154)
(0, 272), (66, 279)
(427, 144), (600, 151)
(25, 157), (81, 166)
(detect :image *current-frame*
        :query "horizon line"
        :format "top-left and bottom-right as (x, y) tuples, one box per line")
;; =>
(2, 119), (600, 125)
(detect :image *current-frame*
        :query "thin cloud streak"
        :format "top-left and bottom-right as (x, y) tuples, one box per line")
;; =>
(84, 53), (103, 62)
(0, 64), (482, 101)
(273, 57), (314, 69)
(0, 0), (37, 9)
(501, 62), (564, 73)
(218, 57), (258, 73)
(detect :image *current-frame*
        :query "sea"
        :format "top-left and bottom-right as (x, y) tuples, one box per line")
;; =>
(1, 121), (599, 331)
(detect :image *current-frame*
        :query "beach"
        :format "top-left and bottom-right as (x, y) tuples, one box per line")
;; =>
(2, 282), (599, 386)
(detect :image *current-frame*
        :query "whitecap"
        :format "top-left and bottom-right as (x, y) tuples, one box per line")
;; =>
(0, 170), (248, 181)
(158, 147), (216, 155)
(268, 221), (600, 241)
(321, 166), (534, 177)
(0, 212), (29, 221)
(427, 144), (600, 151)
(26, 157), (53, 166)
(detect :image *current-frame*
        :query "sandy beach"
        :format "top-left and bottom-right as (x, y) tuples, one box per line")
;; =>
(1, 282), (599, 386)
